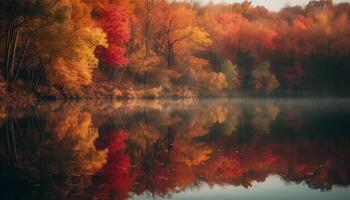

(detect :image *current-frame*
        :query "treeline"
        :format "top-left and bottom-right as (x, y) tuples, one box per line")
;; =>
(1, 0), (350, 98)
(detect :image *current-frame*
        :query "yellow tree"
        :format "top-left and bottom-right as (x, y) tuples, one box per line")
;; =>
(43, 0), (107, 93)
(153, 1), (212, 68)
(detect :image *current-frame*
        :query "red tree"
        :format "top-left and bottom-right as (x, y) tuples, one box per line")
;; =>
(96, 3), (130, 67)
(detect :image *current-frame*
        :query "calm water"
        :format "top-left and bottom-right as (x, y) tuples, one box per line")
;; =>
(1, 99), (350, 200)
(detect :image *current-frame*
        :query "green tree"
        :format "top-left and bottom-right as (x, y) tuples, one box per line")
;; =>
(251, 61), (279, 93)
(220, 60), (239, 89)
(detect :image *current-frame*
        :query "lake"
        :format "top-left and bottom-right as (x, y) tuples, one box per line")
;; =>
(1, 99), (350, 199)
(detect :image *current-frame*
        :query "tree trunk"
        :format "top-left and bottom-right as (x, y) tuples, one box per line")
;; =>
(4, 20), (14, 79)
(9, 29), (20, 82)
(119, 66), (126, 84)
(145, 0), (154, 57)
(167, 42), (174, 69)
(14, 34), (31, 81)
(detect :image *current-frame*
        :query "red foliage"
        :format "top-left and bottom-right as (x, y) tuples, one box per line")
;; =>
(96, 3), (130, 68)
(96, 45), (128, 67)
(93, 130), (133, 200)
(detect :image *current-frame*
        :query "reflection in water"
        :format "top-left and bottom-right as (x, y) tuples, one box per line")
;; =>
(1, 99), (350, 199)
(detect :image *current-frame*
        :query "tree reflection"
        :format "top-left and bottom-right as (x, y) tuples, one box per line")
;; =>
(93, 129), (133, 200)
(1, 100), (350, 199)
(0, 104), (107, 199)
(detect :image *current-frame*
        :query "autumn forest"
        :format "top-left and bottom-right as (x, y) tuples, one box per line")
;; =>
(1, 0), (350, 99)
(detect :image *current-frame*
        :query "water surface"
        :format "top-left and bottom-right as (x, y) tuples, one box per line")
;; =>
(1, 99), (350, 199)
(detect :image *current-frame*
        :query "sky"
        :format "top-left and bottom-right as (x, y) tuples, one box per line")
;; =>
(202, 0), (350, 11)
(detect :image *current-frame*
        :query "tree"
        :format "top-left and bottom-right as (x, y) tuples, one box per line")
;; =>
(220, 60), (240, 89)
(153, 2), (212, 68)
(44, 0), (107, 92)
(95, 2), (130, 70)
(0, 0), (66, 90)
(306, 0), (333, 12)
(251, 61), (279, 93)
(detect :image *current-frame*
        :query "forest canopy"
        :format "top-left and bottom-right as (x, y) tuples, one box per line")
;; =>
(1, 0), (350, 99)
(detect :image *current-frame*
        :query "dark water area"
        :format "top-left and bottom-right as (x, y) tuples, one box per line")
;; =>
(1, 99), (350, 200)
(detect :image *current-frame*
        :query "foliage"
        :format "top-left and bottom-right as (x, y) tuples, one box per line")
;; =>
(44, 1), (107, 92)
(0, 0), (66, 85)
(95, 2), (130, 68)
(220, 60), (240, 89)
(1, 0), (350, 97)
(251, 62), (280, 93)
